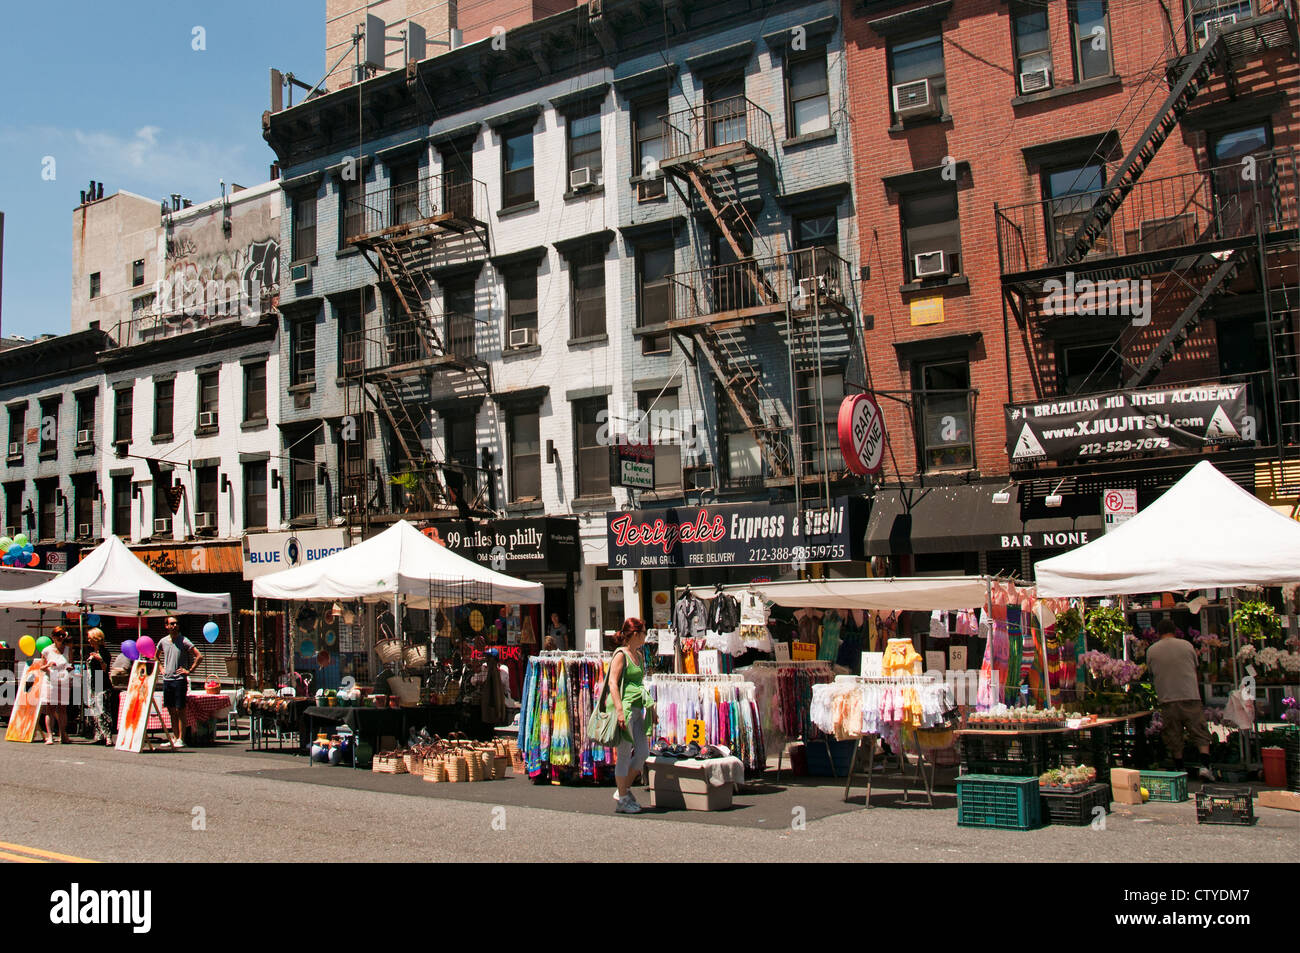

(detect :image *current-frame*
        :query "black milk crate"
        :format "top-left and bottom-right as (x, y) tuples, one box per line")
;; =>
(1040, 783), (1111, 827)
(1195, 784), (1256, 826)
(1052, 733), (1113, 784)
(961, 733), (1052, 777)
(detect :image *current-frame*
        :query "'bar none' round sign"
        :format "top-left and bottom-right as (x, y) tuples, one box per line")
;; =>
(837, 394), (885, 476)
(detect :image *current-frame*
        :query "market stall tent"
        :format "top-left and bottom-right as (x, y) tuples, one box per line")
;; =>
(251, 520), (544, 607)
(0, 535), (231, 615)
(715, 575), (995, 611)
(1034, 460), (1300, 597)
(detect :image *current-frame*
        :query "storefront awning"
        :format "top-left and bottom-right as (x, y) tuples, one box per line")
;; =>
(865, 485), (1103, 556)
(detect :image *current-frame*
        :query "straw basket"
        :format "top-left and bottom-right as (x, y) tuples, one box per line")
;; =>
(388, 676), (421, 707)
(372, 753), (408, 774)
(493, 755), (512, 779)
(446, 756), (469, 782)
(423, 760), (449, 783)
(403, 752), (424, 775)
(466, 752), (485, 782)
(375, 638), (404, 666)
(402, 644), (430, 669)
(916, 727), (955, 752)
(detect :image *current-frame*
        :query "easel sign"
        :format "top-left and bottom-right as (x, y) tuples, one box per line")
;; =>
(4, 663), (45, 743)
(657, 630), (676, 656)
(116, 660), (174, 753)
(861, 652), (883, 677)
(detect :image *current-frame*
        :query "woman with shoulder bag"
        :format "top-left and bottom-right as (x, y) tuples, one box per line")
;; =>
(608, 617), (655, 814)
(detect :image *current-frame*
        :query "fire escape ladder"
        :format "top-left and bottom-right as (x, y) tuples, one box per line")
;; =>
(373, 239), (445, 357)
(1065, 33), (1225, 264)
(370, 374), (440, 510)
(1124, 247), (1250, 388)
(681, 165), (780, 305)
(696, 324), (793, 479)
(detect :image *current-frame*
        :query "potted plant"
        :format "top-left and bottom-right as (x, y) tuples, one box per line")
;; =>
(1231, 600), (1281, 644)
(1055, 607), (1083, 645)
(1084, 606), (1129, 654)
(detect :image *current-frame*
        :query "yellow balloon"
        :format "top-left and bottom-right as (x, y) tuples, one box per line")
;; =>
(18, 635), (36, 656)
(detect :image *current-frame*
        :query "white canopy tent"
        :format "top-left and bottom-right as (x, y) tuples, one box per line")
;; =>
(251, 520), (544, 607)
(1034, 461), (1300, 597)
(713, 575), (995, 611)
(0, 535), (231, 615)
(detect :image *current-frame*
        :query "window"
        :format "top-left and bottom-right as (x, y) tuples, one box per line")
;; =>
(6, 405), (24, 457)
(1070, 1), (1113, 82)
(508, 408), (541, 502)
(73, 475), (95, 538)
(292, 195), (317, 262)
(242, 362), (267, 423)
(570, 247), (606, 338)
(111, 476), (132, 538)
(574, 397), (610, 499)
(719, 391), (762, 488)
(196, 467), (219, 523)
(1012, 3), (1053, 91)
(1210, 123), (1275, 232)
(153, 379), (174, 438)
(89, 272), (101, 299)
(567, 110), (602, 182)
(505, 266), (538, 343)
(390, 163), (420, 226)
(793, 211), (840, 288)
(132, 293), (155, 323)
(75, 390), (96, 445)
(440, 142), (474, 218)
(153, 477), (173, 534)
(443, 414), (480, 504)
(786, 52), (831, 137)
(132, 259), (145, 287)
(797, 371), (845, 474)
(339, 179), (363, 246)
(197, 370), (219, 428)
(444, 278), (477, 361)
(1189, 0), (1251, 50)
(37, 479), (57, 541)
(913, 359), (974, 471)
(291, 317), (316, 386)
(1058, 341), (1122, 394)
(502, 126), (535, 207)
(339, 414), (368, 502)
(243, 460), (268, 531)
(38, 397), (58, 455)
(113, 387), (132, 444)
(337, 298), (363, 377)
(637, 244), (674, 354)
(1044, 162), (1107, 260)
(634, 99), (668, 198)
(704, 78), (747, 148)
(890, 35), (946, 119)
(901, 187), (962, 279)
(638, 390), (682, 491)
(291, 451), (316, 520)
(4, 484), (22, 536)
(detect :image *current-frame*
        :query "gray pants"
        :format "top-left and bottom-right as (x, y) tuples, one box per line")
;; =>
(616, 707), (649, 779)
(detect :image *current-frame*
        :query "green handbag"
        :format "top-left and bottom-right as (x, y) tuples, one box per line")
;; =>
(586, 650), (622, 746)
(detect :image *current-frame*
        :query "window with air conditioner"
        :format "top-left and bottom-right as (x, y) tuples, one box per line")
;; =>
(566, 108), (602, 188)
(7, 405), (25, 459)
(633, 98), (668, 200)
(902, 188), (962, 281)
(889, 35), (945, 121)
(73, 475), (95, 538)
(1070, 0), (1113, 82)
(196, 467), (219, 525)
(1189, 0), (1252, 50)
(75, 390), (96, 447)
(153, 478), (174, 536)
(505, 265), (538, 346)
(1012, 3), (1053, 93)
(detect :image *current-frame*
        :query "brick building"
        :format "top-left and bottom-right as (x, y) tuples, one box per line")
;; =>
(845, 0), (1299, 577)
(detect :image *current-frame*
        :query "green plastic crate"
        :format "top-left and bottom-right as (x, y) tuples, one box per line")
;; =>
(1140, 769), (1189, 802)
(957, 774), (1042, 830)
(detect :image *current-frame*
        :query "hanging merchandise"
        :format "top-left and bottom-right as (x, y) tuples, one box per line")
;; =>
(742, 660), (834, 748)
(705, 586), (744, 656)
(818, 609), (843, 662)
(811, 675), (955, 742)
(737, 587), (774, 652)
(929, 610), (950, 641)
(646, 674), (765, 772)
(882, 638), (922, 677)
(672, 589), (708, 642)
(835, 610), (867, 672)
(955, 609), (977, 637)
(518, 652), (615, 781)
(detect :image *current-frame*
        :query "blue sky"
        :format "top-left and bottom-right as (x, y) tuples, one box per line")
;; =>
(0, 1), (322, 340)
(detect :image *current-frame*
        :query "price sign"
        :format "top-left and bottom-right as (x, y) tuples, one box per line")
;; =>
(791, 641), (817, 661)
(773, 642), (791, 662)
(685, 719), (706, 745)
(861, 652), (883, 677)
(698, 649), (720, 676)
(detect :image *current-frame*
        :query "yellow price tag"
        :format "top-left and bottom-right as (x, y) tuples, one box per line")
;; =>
(685, 719), (706, 745)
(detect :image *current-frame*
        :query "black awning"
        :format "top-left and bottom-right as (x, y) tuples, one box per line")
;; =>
(865, 485), (1103, 555)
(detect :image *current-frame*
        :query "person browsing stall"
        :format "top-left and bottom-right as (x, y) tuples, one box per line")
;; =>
(608, 617), (656, 815)
(1145, 618), (1213, 781)
(159, 617), (203, 749)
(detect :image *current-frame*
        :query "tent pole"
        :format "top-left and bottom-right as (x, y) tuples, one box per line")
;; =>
(253, 598), (259, 689)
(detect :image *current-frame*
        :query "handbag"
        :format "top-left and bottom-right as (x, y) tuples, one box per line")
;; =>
(586, 650), (624, 746)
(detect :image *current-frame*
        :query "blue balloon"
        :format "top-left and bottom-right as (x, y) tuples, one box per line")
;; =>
(87, 613), (101, 627)
(203, 621), (219, 643)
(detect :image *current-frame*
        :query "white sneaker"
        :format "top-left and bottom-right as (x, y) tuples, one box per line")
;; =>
(615, 795), (642, 814)
(1198, 766), (1214, 781)
(171, 738), (186, 749)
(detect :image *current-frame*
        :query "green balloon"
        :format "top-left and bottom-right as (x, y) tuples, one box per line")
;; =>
(0, 536), (10, 552)
(13, 534), (28, 547)
(35, 636), (53, 653)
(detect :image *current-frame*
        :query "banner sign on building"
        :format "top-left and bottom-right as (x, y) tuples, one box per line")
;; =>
(423, 517), (580, 573)
(1006, 383), (1251, 466)
(606, 498), (861, 570)
(242, 529), (348, 580)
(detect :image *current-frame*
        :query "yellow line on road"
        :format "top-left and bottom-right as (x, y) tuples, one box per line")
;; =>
(0, 840), (98, 863)
(0, 850), (46, 863)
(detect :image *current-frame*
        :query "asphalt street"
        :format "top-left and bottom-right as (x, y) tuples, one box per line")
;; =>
(1, 737), (1296, 863)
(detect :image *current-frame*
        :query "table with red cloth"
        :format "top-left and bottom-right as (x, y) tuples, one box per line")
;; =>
(116, 692), (232, 733)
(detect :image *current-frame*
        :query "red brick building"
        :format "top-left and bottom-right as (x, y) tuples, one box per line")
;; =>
(844, 0), (1299, 574)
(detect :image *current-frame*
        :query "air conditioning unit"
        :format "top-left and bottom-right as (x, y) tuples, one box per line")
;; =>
(569, 167), (593, 190)
(195, 511), (215, 529)
(1198, 13), (1238, 44)
(6, 442), (19, 457)
(913, 250), (950, 278)
(77, 523), (91, 538)
(1019, 68), (1051, 94)
(509, 327), (538, 349)
(76, 429), (92, 445)
(892, 79), (939, 118)
(340, 494), (359, 512)
(198, 411), (218, 429)
(153, 517), (172, 535)
(114, 440), (129, 457)
(290, 261), (312, 283)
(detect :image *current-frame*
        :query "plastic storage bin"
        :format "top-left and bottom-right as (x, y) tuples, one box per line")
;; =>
(1139, 769), (1189, 802)
(957, 774), (1042, 830)
(1195, 784), (1256, 826)
(1040, 783), (1111, 826)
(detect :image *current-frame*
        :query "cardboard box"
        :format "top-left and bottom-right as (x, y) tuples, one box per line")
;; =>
(1257, 790), (1300, 813)
(1112, 767), (1143, 805)
(645, 759), (734, 811)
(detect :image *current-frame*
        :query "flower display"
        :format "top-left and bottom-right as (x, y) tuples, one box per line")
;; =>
(1125, 633), (1148, 661)
(1283, 696), (1299, 726)
(1237, 644), (1257, 664)
(1078, 650), (1145, 686)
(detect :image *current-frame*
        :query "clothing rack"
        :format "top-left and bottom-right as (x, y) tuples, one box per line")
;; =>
(741, 661), (836, 779)
(752, 660), (833, 668)
(536, 650), (611, 660)
(645, 674), (764, 771)
(648, 673), (747, 683)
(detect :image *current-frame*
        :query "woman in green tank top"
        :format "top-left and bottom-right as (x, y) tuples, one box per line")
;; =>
(608, 617), (654, 813)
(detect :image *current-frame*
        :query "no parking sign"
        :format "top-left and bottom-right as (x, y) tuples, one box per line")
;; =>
(1102, 489), (1137, 534)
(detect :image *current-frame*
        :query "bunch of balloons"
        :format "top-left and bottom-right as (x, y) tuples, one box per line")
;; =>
(0, 534), (39, 568)
(16, 634), (52, 657)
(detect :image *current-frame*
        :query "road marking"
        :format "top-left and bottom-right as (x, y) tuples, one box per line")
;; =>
(0, 850), (46, 863)
(0, 840), (98, 863)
